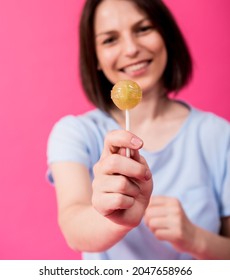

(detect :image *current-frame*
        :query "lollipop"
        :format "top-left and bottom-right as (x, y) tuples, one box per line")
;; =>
(111, 80), (142, 157)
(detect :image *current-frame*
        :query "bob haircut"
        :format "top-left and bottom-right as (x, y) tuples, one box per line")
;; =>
(79, 0), (193, 112)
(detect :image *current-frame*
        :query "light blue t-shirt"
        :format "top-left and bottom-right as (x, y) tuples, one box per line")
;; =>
(47, 104), (230, 260)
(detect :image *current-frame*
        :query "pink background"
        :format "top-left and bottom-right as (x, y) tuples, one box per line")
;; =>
(0, 0), (229, 259)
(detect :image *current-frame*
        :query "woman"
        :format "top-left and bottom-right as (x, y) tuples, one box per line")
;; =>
(47, 0), (230, 259)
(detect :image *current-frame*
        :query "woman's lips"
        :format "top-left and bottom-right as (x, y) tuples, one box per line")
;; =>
(120, 60), (152, 74)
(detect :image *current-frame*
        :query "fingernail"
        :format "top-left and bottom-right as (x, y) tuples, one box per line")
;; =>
(130, 137), (143, 147)
(145, 170), (152, 181)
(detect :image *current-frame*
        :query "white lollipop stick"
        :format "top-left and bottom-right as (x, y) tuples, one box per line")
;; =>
(111, 80), (142, 158)
(125, 109), (130, 157)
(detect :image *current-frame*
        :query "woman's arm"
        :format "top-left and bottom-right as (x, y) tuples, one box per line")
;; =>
(51, 162), (130, 252)
(194, 216), (230, 259)
(144, 196), (230, 259)
(51, 130), (153, 252)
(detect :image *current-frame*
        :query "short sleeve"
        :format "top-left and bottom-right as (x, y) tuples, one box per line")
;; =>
(220, 139), (230, 217)
(46, 115), (92, 183)
(211, 116), (230, 217)
(197, 112), (230, 218)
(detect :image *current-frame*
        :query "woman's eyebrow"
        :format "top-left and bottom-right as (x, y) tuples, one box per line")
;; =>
(95, 30), (115, 38)
(95, 17), (150, 37)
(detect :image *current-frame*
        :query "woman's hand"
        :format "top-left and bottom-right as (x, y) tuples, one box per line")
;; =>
(92, 130), (153, 229)
(144, 196), (198, 253)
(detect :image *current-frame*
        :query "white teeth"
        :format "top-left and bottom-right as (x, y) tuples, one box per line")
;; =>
(124, 61), (149, 73)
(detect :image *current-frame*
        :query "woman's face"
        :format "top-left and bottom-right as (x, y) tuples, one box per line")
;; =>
(94, 0), (167, 95)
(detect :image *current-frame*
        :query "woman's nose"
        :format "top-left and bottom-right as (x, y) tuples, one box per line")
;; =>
(122, 35), (139, 57)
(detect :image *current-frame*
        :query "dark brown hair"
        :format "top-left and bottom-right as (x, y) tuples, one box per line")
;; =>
(79, 0), (193, 112)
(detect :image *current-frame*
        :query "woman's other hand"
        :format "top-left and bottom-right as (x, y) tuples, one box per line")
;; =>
(144, 196), (198, 253)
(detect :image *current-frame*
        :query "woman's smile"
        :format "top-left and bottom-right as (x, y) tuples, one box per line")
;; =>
(119, 59), (152, 76)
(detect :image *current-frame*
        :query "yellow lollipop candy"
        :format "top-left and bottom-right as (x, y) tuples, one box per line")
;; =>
(111, 80), (142, 110)
(111, 80), (142, 157)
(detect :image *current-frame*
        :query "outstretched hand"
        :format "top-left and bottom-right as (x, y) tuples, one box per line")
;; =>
(92, 130), (153, 229)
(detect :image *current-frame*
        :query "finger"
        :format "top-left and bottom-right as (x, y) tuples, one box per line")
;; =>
(101, 130), (143, 158)
(93, 174), (140, 198)
(147, 203), (183, 222)
(92, 193), (135, 216)
(145, 206), (169, 219)
(149, 196), (180, 207)
(118, 147), (141, 162)
(153, 229), (172, 241)
(99, 154), (151, 181)
(145, 216), (168, 230)
(131, 148), (141, 162)
(118, 146), (141, 160)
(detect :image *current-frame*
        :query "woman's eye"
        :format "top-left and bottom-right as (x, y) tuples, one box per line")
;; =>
(102, 37), (116, 45)
(137, 25), (153, 33)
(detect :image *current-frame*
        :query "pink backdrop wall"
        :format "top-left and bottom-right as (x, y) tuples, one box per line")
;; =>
(0, 0), (229, 259)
